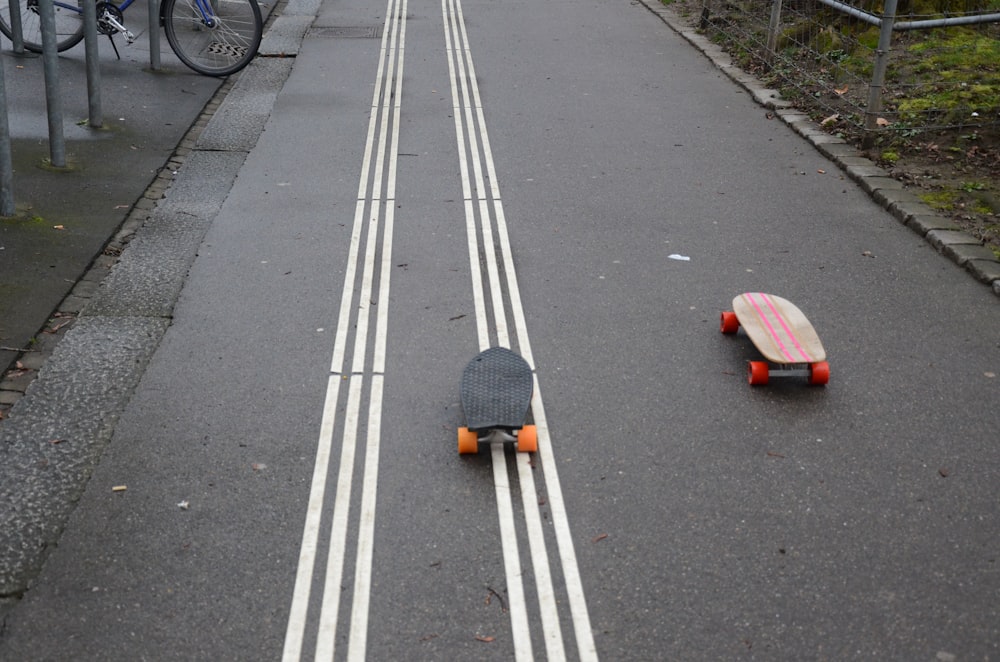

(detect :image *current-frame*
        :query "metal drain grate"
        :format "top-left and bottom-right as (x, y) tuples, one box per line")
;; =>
(307, 25), (384, 39)
(207, 42), (248, 57)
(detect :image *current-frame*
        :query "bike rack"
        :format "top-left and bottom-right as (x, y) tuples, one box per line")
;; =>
(0, 0), (163, 213)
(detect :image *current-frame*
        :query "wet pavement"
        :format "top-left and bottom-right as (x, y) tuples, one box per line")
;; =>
(0, 23), (224, 382)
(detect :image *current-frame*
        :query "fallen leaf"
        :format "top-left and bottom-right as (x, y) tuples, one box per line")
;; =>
(53, 225), (65, 230)
(834, 85), (849, 95)
(817, 169), (826, 174)
(820, 113), (840, 126)
(766, 451), (785, 458)
(592, 533), (608, 543)
(938, 468), (950, 478)
(475, 636), (495, 643)
(43, 319), (72, 334)
(48, 438), (67, 445)
(876, 117), (891, 127)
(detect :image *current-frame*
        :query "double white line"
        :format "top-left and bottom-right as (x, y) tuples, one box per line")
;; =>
(443, 0), (598, 659)
(282, 0), (597, 656)
(281, 0), (406, 658)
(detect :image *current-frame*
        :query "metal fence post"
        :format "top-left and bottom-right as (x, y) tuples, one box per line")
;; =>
(0, 53), (15, 216)
(39, 0), (66, 168)
(765, 0), (783, 67)
(864, 0), (897, 147)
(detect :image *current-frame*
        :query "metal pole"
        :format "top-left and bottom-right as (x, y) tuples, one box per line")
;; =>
(148, 0), (161, 70)
(38, 0), (66, 168)
(7, 0), (26, 54)
(765, 0), (783, 67)
(0, 53), (15, 216)
(83, 0), (103, 127)
(864, 0), (897, 146)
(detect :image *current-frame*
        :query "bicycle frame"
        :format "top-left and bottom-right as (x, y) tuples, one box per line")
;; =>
(43, 0), (219, 32)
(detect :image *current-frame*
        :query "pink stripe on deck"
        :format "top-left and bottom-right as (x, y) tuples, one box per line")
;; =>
(745, 293), (812, 363)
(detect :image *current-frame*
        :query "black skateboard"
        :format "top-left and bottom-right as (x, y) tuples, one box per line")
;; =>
(458, 347), (537, 454)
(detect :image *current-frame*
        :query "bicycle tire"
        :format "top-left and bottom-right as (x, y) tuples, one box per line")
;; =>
(0, 0), (85, 53)
(162, 0), (262, 77)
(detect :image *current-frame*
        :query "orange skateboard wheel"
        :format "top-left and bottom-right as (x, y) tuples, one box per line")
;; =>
(517, 425), (537, 453)
(747, 361), (769, 385)
(809, 361), (830, 385)
(457, 427), (479, 454)
(720, 311), (739, 334)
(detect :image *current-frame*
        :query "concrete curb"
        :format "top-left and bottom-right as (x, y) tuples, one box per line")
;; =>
(636, 0), (1000, 298)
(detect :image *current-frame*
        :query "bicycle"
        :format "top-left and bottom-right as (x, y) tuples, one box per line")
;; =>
(0, 0), (263, 76)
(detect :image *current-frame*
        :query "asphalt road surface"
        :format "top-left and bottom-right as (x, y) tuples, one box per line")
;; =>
(1, 0), (998, 658)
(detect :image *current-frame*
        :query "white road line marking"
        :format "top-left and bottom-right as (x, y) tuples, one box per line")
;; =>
(516, 451), (567, 660)
(443, 1), (534, 658)
(347, 374), (384, 662)
(314, 377), (364, 662)
(491, 441), (535, 662)
(443, 11), (489, 350)
(531, 379), (599, 661)
(444, 0), (599, 659)
(281, 376), (341, 662)
(281, 0), (406, 657)
(351, 2), (407, 656)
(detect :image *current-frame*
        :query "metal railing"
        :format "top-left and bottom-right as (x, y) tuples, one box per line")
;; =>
(697, 0), (1000, 145)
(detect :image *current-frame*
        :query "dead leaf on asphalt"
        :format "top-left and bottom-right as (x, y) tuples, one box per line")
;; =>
(592, 533), (608, 543)
(475, 635), (495, 643)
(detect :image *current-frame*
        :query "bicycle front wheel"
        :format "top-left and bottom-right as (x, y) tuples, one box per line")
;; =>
(162, 0), (262, 77)
(0, 0), (85, 53)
